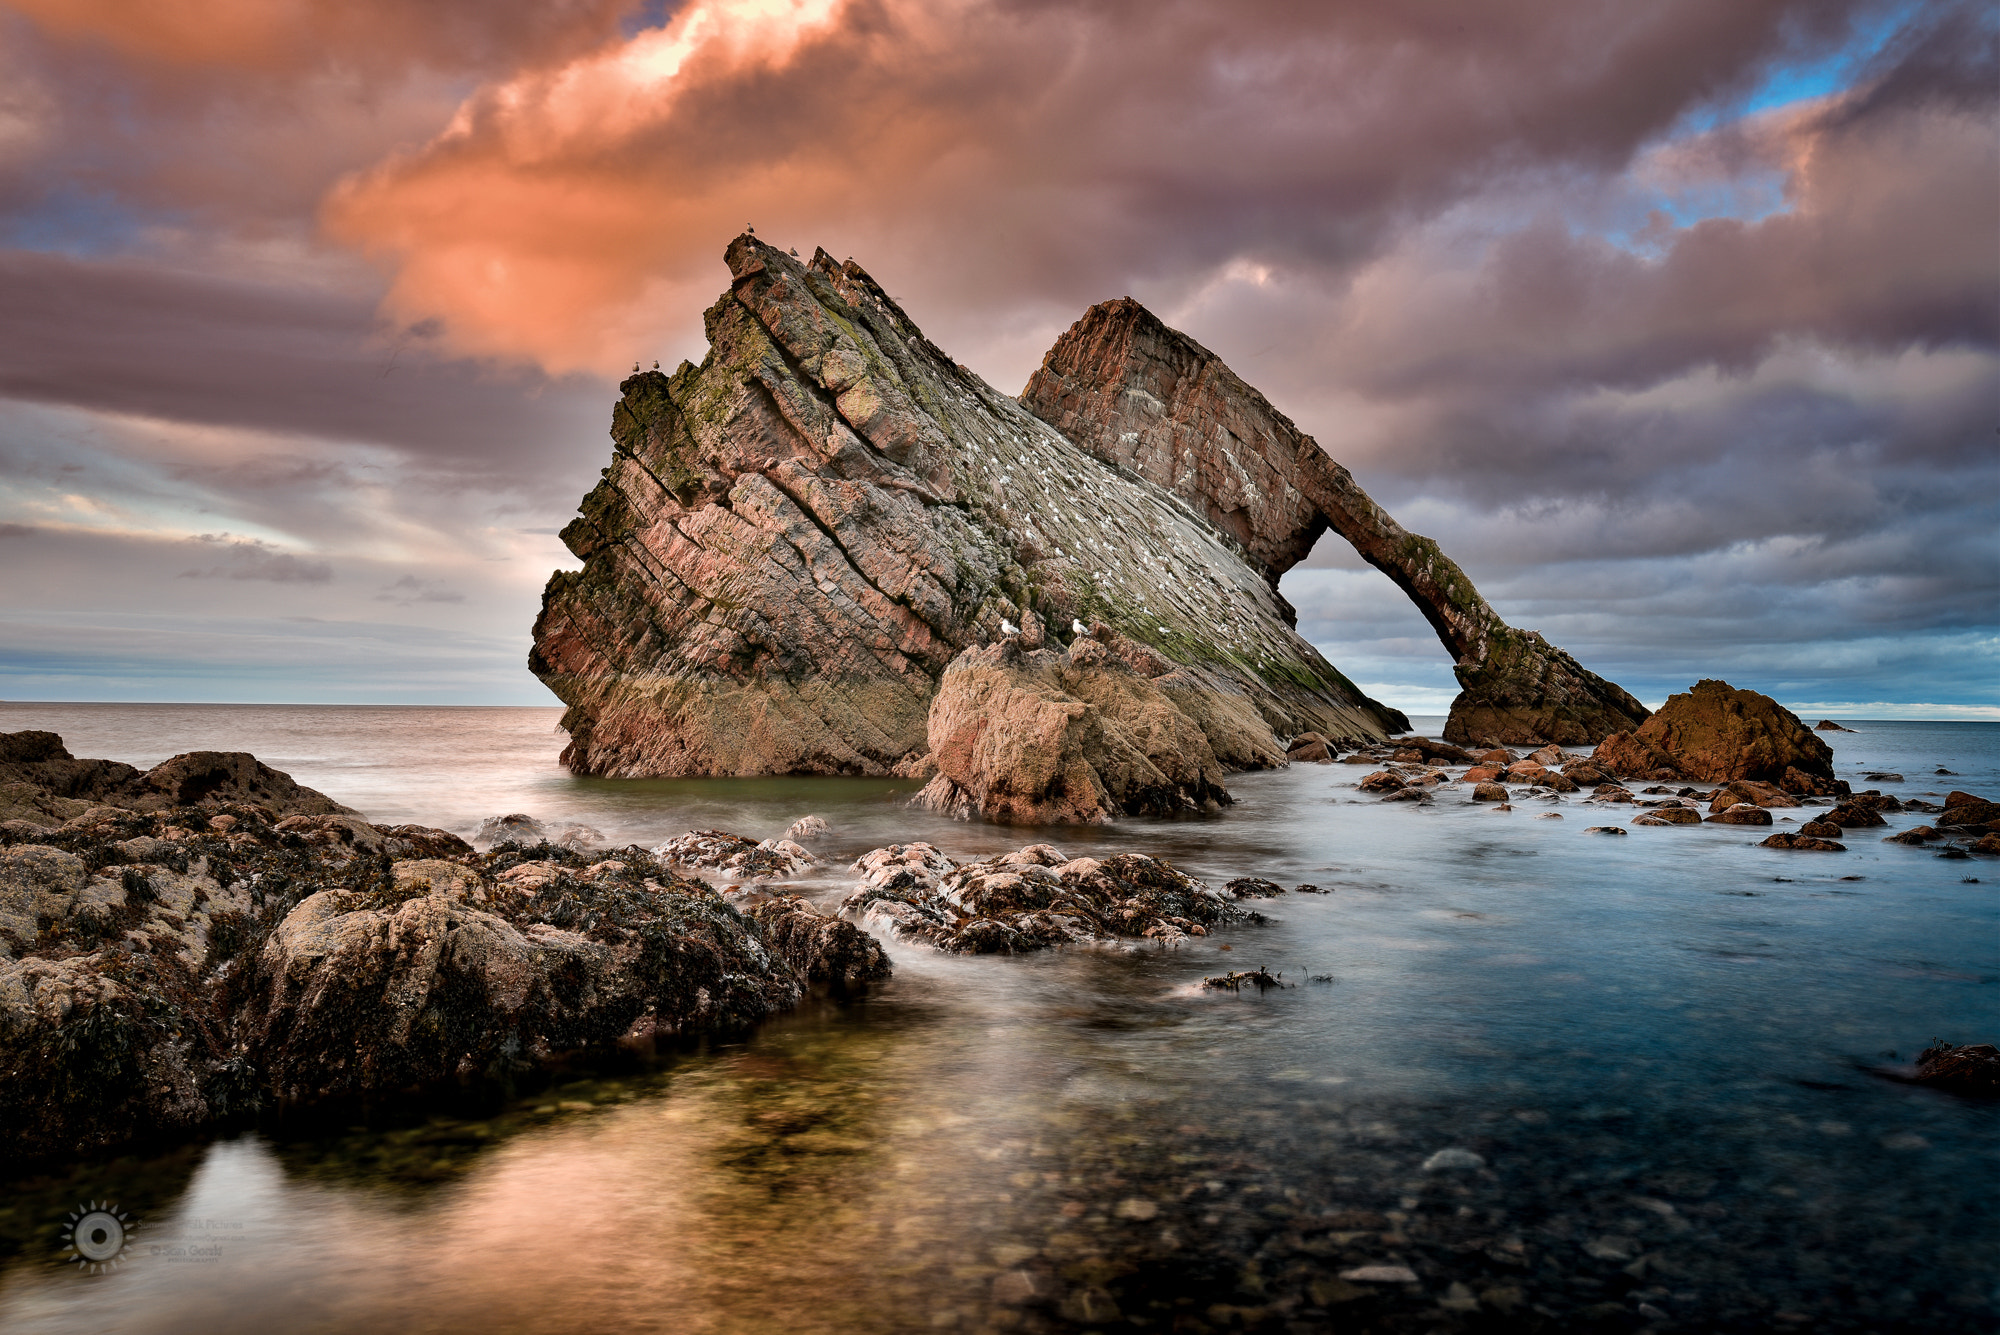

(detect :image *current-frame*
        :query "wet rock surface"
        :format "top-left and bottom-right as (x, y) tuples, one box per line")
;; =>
(1021, 297), (1648, 749)
(1594, 680), (1844, 795)
(840, 843), (1258, 952)
(1908, 1041), (2000, 1095)
(0, 733), (885, 1166)
(531, 237), (1400, 783)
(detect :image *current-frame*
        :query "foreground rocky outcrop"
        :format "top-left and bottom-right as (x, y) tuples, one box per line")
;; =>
(531, 236), (1402, 785)
(0, 733), (884, 1165)
(842, 842), (1255, 952)
(1020, 298), (1649, 748)
(1592, 680), (1845, 795)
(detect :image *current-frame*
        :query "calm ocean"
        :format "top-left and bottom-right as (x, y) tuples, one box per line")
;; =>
(1, 702), (1994, 1332)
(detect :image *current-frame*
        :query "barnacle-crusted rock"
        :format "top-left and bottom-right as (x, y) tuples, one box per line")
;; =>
(530, 236), (1401, 784)
(742, 895), (891, 993)
(653, 829), (819, 880)
(912, 636), (1234, 824)
(840, 843), (1255, 953)
(1592, 681), (1844, 795)
(1020, 297), (1647, 747)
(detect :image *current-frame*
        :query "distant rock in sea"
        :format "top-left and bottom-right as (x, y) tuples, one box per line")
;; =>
(1593, 680), (1845, 796)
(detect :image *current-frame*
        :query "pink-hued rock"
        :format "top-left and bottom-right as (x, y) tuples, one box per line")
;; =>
(1020, 298), (1647, 748)
(912, 636), (1235, 825)
(532, 238), (1401, 781)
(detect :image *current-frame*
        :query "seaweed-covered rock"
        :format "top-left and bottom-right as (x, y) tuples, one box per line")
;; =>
(840, 844), (1253, 953)
(912, 636), (1235, 824)
(653, 829), (819, 880)
(740, 896), (889, 993)
(0, 794), (880, 1165)
(1593, 682), (1843, 795)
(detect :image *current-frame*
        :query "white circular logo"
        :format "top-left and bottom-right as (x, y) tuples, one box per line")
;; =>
(61, 1202), (138, 1273)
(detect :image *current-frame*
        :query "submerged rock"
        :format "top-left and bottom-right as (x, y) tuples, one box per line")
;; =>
(1760, 832), (1847, 851)
(1021, 297), (1647, 748)
(1910, 1040), (2000, 1095)
(531, 237), (1400, 784)
(840, 844), (1253, 952)
(1593, 681), (1844, 795)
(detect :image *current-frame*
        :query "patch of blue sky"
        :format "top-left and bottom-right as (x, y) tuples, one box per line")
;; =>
(1681, 0), (1921, 133)
(1586, 3), (1921, 254)
(0, 185), (163, 258)
(621, 0), (684, 39)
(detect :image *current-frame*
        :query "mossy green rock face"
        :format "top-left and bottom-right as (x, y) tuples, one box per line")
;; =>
(532, 237), (1402, 778)
(1021, 299), (1651, 748)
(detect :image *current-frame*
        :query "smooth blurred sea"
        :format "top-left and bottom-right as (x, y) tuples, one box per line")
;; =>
(0, 702), (1994, 1333)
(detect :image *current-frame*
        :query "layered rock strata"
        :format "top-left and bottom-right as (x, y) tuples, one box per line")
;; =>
(1020, 298), (1649, 747)
(532, 237), (1402, 779)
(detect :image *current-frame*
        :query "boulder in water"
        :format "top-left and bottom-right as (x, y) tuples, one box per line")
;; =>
(913, 636), (1235, 824)
(1593, 681), (1843, 795)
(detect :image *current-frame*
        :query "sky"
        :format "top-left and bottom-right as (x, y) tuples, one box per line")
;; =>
(0, 0), (1993, 718)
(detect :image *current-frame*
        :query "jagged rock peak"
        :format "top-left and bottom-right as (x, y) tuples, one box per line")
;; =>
(531, 236), (1404, 779)
(1022, 296), (1650, 748)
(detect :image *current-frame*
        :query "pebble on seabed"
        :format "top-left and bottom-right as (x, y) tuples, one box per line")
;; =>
(1421, 1147), (1487, 1172)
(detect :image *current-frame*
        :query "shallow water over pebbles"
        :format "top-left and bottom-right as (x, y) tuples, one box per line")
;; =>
(0, 704), (1995, 1332)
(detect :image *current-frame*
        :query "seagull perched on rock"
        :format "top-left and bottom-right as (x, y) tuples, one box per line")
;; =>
(1000, 618), (1020, 637)
(1071, 618), (1088, 636)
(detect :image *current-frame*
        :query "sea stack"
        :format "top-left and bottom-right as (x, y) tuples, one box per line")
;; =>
(531, 237), (1405, 782)
(1020, 298), (1650, 748)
